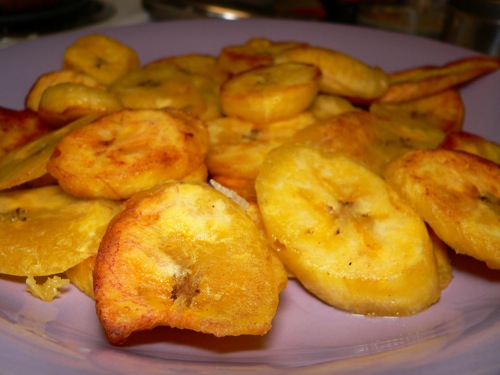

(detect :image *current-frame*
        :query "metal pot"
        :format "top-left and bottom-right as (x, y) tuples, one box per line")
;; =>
(141, 0), (275, 20)
(442, 0), (500, 56)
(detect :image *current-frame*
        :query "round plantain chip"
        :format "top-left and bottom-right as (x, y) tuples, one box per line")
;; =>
(206, 140), (282, 181)
(93, 181), (285, 344)
(65, 254), (97, 299)
(309, 93), (360, 121)
(63, 34), (141, 86)
(37, 82), (123, 128)
(274, 45), (389, 100)
(439, 131), (500, 165)
(378, 55), (500, 104)
(384, 149), (500, 269)
(25, 69), (105, 113)
(217, 37), (307, 76)
(206, 113), (317, 184)
(0, 106), (50, 160)
(47, 108), (209, 200)
(428, 227), (453, 290)
(109, 65), (209, 119)
(293, 110), (445, 176)
(0, 185), (122, 277)
(0, 115), (97, 191)
(370, 89), (464, 134)
(146, 53), (229, 86)
(255, 142), (441, 316)
(220, 62), (320, 124)
(209, 175), (257, 204)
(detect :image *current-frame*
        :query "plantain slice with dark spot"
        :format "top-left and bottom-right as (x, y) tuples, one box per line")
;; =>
(385, 148), (500, 269)
(94, 181), (286, 345)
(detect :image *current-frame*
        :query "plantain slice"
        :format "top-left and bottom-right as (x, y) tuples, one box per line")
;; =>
(439, 131), (500, 164)
(0, 185), (122, 277)
(309, 93), (360, 121)
(47, 108), (209, 200)
(0, 106), (50, 159)
(110, 65), (209, 119)
(293, 110), (445, 176)
(255, 143), (441, 316)
(207, 112), (316, 145)
(207, 140), (282, 181)
(370, 89), (464, 133)
(428, 227), (453, 290)
(94, 181), (286, 344)
(0, 115), (97, 191)
(217, 37), (307, 76)
(209, 175), (257, 203)
(206, 113), (317, 195)
(220, 62), (320, 124)
(146, 53), (229, 85)
(384, 149), (500, 269)
(25, 70), (105, 113)
(207, 116), (258, 145)
(38, 82), (122, 127)
(274, 45), (388, 100)
(63, 34), (141, 86)
(146, 53), (227, 121)
(377, 55), (500, 103)
(65, 254), (97, 299)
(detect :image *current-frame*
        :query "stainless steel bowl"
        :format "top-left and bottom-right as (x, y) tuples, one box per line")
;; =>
(442, 0), (500, 56)
(142, 0), (275, 20)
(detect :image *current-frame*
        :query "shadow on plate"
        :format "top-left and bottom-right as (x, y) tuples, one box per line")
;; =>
(122, 325), (269, 353)
(449, 252), (500, 282)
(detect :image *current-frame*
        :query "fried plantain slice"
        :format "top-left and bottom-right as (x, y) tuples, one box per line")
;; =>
(66, 176), (262, 301)
(146, 54), (226, 121)
(242, 199), (291, 282)
(47, 108), (209, 200)
(255, 143), (440, 316)
(0, 185), (122, 277)
(370, 89), (464, 133)
(65, 254), (97, 299)
(309, 93), (360, 121)
(207, 112), (316, 145)
(220, 62), (320, 124)
(25, 70), (105, 113)
(180, 162), (209, 183)
(384, 149), (500, 269)
(428, 227), (453, 290)
(38, 83), (123, 128)
(0, 115), (97, 191)
(94, 181), (285, 344)
(0, 106), (50, 159)
(206, 113), (316, 183)
(274, 45), (388, 100)
(439, 131), (500, 164)
(146, 53), (229, 85)
(63, 34), (141, 86)
(256, 111), (317, 140)
(293, 110), (445, 176)
(217, 37), (307, 76)
(207, 140), (282, 181)
(209, 175), (257, 203)
(110, 65), (209, 119)
(378, 56), (500, 103)
(207, 116), (256, 145)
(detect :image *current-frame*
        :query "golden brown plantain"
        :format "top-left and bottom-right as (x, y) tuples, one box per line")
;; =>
(94, 181), (286, 344)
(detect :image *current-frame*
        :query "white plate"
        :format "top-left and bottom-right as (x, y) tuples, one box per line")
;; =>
(0, 19), (499, 375)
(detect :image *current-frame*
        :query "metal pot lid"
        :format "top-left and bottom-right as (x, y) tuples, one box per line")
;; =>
(142, 0), (276, 20)
(0, 0), (114, 34)
(448, 0), (500, 20)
